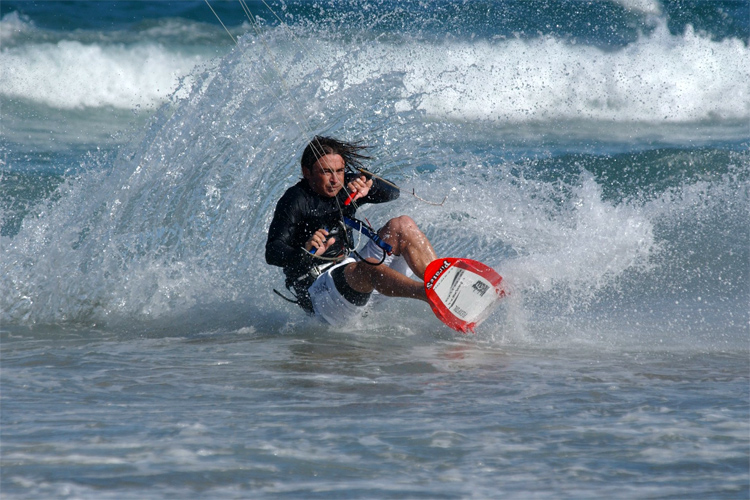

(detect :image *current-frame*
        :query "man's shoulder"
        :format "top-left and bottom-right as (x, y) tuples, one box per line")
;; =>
(273, 180), (321, 221)
(277, 180), (310, 204)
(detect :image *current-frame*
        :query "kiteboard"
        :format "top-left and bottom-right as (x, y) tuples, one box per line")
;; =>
(424, 258), (506, 333)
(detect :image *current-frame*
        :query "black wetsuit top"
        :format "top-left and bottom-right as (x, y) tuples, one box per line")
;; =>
(265, 174), (399, 311)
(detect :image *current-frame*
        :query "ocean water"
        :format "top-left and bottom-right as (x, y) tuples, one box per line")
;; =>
(1, 0), (748, 498)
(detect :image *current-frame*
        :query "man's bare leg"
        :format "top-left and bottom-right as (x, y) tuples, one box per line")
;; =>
(343, 260), (427, 301)
(342, 215), (437, 301)
(376, 215), (437, 279)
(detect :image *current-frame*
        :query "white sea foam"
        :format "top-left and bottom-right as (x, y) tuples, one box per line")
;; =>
(0, 11), (34, 43)
(372, 22), (748, 124)
(2, 12), (747, 124)
(611, 0), (663, 15)
(0, 40), (206, 109)
(263, 16), (749, 125)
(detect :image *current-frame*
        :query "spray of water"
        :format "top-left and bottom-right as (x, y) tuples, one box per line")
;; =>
(1, 10), (746, 353)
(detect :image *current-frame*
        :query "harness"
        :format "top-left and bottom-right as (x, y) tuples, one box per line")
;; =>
(272, 215), (392, 309)
(343, 216), (393, 256)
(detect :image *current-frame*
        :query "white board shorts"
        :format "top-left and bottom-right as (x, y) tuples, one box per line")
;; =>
(308, 238), (413, 327)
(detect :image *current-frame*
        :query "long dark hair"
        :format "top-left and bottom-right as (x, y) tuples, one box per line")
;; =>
(300, 136), (371, 172)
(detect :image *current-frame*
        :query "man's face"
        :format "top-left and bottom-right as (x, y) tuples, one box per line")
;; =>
(303, 153), (346, 198)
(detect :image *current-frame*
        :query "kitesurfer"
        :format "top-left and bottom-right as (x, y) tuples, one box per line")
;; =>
(265, 136), (438, 325)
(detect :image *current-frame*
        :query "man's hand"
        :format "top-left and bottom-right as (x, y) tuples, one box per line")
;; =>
(305, 228), (336, 255)
(345, 175), (373, 204)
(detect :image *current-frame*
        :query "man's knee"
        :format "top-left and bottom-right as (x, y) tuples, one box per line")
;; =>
(381, 215), (418, 238)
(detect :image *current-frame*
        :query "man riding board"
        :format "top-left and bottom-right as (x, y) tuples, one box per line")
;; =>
(265, 136), (438, 325)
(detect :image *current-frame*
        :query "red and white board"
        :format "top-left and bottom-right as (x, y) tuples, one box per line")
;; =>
(424, 258), (506, 333)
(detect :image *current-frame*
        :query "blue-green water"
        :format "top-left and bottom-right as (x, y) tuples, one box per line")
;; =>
(1, 1), (748, 498)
